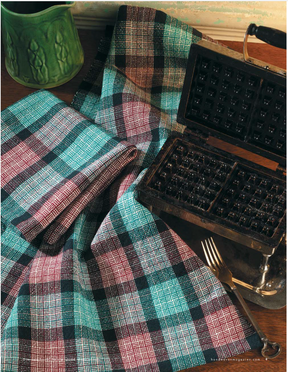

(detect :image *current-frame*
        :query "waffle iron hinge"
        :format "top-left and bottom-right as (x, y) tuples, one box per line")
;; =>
(204, 135), (286, 175)
(182, 127), (286, 175)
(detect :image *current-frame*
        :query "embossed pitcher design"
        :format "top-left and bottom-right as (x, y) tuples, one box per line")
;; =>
(1, 2), (84, 88)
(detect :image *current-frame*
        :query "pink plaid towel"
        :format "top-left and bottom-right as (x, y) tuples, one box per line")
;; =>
(2, 5), (262, 372)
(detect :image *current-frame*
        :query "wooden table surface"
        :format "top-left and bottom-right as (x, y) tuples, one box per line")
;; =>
(2, 29), (286, 372)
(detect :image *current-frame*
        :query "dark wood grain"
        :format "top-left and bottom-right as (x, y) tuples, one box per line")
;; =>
(223, 40), (286, 70)
(1, 30), (286, 372)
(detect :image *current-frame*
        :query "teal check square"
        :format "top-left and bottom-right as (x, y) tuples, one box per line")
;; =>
(150, 278), (189, 319)
(73, 292), (102, 331)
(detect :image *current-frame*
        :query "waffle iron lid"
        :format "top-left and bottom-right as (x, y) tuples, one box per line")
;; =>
(177, 40), (286, 166)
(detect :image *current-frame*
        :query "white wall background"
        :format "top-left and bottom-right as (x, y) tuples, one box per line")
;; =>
(71, 1), (287, 41)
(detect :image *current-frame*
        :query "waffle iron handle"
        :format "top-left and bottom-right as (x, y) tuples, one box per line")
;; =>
(243, 24), (286, 75)
(248, 24), (286, 49)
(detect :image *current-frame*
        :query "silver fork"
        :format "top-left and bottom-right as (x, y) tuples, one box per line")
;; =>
(201, 237), (281, 360)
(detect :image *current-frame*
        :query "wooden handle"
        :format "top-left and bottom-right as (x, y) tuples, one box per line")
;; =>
(248, 24), (286, 49)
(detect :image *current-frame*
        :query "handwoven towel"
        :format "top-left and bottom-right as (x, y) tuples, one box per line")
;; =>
(2, 90), (137, 245)
(2, 5), (261, 372)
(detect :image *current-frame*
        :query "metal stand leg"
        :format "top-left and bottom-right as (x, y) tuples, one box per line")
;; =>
(254, 254), (271, 290)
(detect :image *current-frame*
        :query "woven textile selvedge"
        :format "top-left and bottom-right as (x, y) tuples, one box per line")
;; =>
(2, 5), (262, 372)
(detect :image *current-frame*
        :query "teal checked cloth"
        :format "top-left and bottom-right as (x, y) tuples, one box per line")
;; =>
(2, 5), (262, 372)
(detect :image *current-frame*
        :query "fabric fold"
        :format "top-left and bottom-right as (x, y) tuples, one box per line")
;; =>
(1, 90), (137, 244)
(2, 5), (263, 372)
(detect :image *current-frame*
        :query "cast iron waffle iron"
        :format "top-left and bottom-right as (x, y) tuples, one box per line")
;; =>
(137, 25), (286, 308)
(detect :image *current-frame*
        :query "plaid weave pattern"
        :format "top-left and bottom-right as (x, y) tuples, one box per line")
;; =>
(2, 5), (261, 372)
(2, 90), (137, 245)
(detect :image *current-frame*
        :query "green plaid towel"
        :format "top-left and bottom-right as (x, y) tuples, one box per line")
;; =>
(2, 5), (261, 372)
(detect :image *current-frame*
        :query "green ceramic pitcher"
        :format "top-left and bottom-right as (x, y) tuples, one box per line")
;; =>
(1, 1), (84, 88)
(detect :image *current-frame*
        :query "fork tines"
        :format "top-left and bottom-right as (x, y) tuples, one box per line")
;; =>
(201, 237), (224, 272)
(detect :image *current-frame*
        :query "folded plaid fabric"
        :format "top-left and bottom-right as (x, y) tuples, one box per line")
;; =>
(2, 5), (261, 372)
(2, 90), (137, 245)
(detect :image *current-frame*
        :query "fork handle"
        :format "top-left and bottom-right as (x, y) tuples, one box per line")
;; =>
(231, 284), (281, 359)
